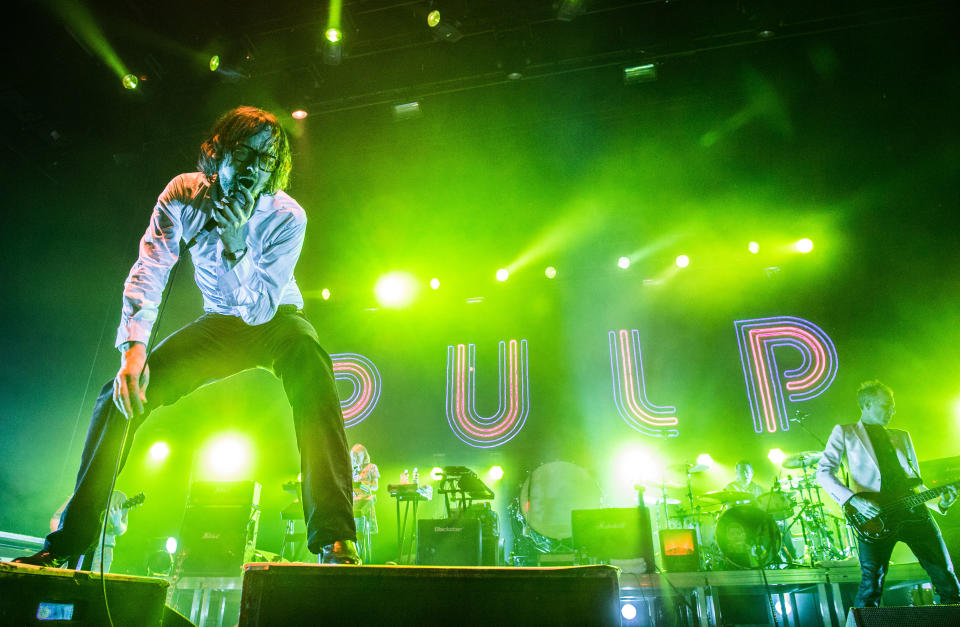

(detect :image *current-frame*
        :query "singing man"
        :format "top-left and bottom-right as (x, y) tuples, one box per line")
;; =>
(15, 106), (360, 567)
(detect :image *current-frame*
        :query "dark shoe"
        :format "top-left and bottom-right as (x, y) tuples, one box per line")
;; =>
(320, 540), (361, 565)
(11, 550), (68, 568)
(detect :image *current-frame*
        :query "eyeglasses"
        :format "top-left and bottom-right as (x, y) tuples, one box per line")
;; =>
(232, 144), (279, 172)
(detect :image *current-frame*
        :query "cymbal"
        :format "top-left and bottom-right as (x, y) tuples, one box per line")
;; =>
(698, 490), (754, 504)
(782, 451), (823, 469)
(668, 462), (709, 474)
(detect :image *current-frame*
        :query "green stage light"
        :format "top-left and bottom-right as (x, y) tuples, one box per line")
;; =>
(374, 271), (419, 308)
(794, 238), (814, 254)
(291, 110), (308, 120)
(429, 278), (440, 290)
(165, 537), (178, 554)
(488, 465), (504, 481)
(430, 466), (444, 481)
(148, 441), (169, 462)
(617, 256), (630, 269)
(121, 74), (138, 90)
(325, 28), (342, 43)
(427, 10), (441, 28)
(321, 288), (331, 300)
(696, 453), (714, 469)
(675, 254), (690, 268)
(768, 448), (786, 465)
(748, 241), (760, 254)
(209, 55), (220, 72)
(496, 268), (509, 282)
(544, 266), (557, 279)
(203, 435), (251, 479)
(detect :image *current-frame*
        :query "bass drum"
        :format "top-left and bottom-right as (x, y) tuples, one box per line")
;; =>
(716, 505), (781, 569)
(519, 462), (603, 544)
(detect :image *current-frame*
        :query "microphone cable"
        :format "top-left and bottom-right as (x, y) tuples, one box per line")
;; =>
(98, 191), (204, 626)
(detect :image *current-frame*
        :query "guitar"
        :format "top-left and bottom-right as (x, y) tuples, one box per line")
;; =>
(119, 492), (146, 511)
(844, 480), (959, 543)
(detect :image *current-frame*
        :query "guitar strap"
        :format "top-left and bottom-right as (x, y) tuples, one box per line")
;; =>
(863, 424), (911, 494)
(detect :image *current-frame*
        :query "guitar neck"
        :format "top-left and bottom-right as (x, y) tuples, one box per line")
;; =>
(893, 482), (956, 511)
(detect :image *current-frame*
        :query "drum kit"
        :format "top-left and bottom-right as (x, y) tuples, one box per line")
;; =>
(654, 451), (855, 570)
(509, 454), (855, 571)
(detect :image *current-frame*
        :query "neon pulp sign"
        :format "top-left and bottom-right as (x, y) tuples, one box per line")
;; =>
(444, 339), (530, 448)
(331, 353), (382, 428)
(734, 316), (838, 433)
(608, 329), (679, 438)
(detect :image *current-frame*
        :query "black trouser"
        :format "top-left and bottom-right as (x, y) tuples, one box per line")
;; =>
(45, 307), (356, 557)
(855, 513), (960, 607)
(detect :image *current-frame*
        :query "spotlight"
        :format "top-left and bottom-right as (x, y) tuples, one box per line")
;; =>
(488, 466), (504, 481)
(794, 238), (814, 253)
(393, 102), (423, 121)
(165, 537), (178, 554)
(121, 74), (139, 90)
(321, 288), (331, 300)
(374, 271), (419, 309)
(203, 435), (251, 479)
(148, 441), (170, 462)
(768, 448), (786, 465)
(623, 63), (657, 85)
(617, 256), (631, 269)
(544, 266), (557, 279)
(430, 278), (440, 290)
(430, 466), (444, 481)
(748, 241), (760, 254)
(696, 453), (714, 469)
(208, 55), (221, 72)
(621, 603), (638, 621)
(291, 110), (308, 120)
(325, 28), (342, 43)
(496, 268), (509, 282)
(426, 5), (463, 42)
(323, 39), (342, 65)
(675, 254), (690, 268)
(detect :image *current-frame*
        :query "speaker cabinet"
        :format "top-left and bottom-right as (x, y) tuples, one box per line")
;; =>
(239, 563), (620, 626)
(571, 507), (655, 568)
(416, 518), (482, 566)
(847, 605), (960, 627)
(176, 481), (261, 577)
(0, 562), (168, 626)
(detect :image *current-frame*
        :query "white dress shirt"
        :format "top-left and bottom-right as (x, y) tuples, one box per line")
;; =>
(115, 172), (306, 348)
(816, 420), (923, 506)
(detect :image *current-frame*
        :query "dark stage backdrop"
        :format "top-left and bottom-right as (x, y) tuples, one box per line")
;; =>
(2, 14), (958, 571)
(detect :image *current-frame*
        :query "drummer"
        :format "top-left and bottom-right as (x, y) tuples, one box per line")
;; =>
(723, 461), (764, 500)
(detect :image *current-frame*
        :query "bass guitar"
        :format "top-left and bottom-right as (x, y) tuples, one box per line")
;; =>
(844, 480), (959, 543)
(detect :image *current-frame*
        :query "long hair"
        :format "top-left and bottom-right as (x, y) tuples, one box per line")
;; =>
(350, 444), (370, 467)
(197, 106), (292, 194)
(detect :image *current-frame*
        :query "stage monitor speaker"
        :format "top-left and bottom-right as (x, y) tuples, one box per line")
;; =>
(239, 563), (620, 626)
(659, 528), (700, 572)
(847, 604), (960, 626)
(0, 562), (169, 626)
(416, 518), (481, 566)
(571, 507), (655, 568)
(177, 480), (261, 577)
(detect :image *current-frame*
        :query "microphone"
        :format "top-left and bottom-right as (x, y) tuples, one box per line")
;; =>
(185, 178), (251, 248)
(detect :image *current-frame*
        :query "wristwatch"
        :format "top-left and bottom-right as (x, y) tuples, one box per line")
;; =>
(223, 248), (247, 261)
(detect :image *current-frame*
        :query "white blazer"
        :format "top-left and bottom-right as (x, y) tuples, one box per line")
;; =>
(816, 420), (923, 506)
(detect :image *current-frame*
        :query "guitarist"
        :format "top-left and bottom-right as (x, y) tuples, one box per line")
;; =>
(50, 490), (130, 573)
(817, 380), (959, 607)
